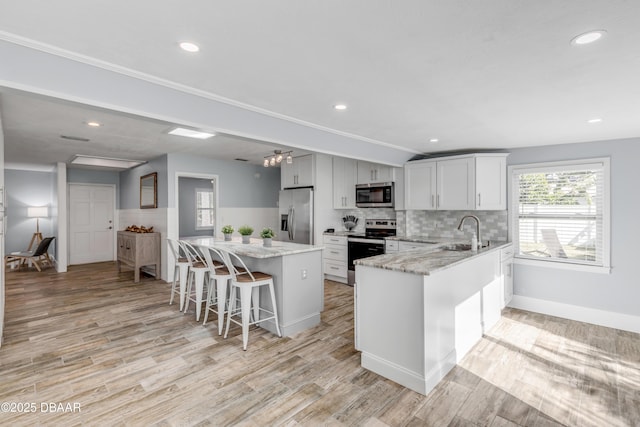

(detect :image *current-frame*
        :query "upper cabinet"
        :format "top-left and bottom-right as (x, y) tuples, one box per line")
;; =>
(356, 161), (395, 184)
(332, 157), (357, 209)
(281, 154), (315, 188)
(404, 153), (508, 211)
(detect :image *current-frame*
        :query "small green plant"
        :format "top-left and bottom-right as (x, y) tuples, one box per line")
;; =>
(221, 225), (234, 234)
(238, 225), (254, 236)
(260, 227), (275, 239)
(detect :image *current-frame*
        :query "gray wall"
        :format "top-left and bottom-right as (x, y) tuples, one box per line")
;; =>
(67, 168), (120, 209)
(119, 155), (168, 209)
(507, 137), (639, 317)
(178, 177), (215, 237)
(167, 153), (280, 208)
(4, 169), (56, 254)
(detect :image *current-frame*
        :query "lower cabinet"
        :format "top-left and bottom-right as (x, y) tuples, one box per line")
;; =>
(501, 244), (514, 308)
(117, 231), (161, 283)
(323, 234), (348, 284)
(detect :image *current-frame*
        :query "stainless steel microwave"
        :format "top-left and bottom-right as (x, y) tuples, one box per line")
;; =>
(355, 182), (394, 208)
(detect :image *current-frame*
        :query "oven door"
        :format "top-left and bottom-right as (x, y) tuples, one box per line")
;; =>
(347, 238), (385, 285)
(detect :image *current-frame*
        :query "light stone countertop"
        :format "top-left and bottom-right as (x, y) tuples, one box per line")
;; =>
(355, 240), (510, 276)
(182, 236), (323, 259)
(323, 231), (360, 237)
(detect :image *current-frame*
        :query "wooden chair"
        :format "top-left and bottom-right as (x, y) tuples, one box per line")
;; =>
(5, 236), (55, 271)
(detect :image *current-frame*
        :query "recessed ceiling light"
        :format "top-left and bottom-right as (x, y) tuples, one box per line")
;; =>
(587, 118), (603, 124)
(168, 127), (215, 139)
(571, 30), (607, 45)
(429, 138), (439, 143)
(70, 155), (146, 169)
(334, 104), (347, 110)
(179, 41), (200, 52)
(86, 121), (101, 127)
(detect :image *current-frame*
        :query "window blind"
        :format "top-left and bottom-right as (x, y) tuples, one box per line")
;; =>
(512, 160), (607, 267)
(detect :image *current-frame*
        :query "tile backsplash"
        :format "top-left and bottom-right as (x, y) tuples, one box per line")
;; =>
(327, 208), (508, 243)
(398, 210), (508, 242)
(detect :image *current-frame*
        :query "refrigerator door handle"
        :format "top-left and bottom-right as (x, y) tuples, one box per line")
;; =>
(290, 206), (296, 240)
(287, 206), (294, 240)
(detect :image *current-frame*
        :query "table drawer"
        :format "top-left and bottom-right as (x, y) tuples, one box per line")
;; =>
(324, 259), (347, 278)
(501, 244), (514, 261)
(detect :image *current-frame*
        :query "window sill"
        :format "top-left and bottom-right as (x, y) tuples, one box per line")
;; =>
(514, 257), (611, 274)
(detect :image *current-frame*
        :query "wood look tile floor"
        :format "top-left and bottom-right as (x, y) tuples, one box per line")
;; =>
(1, 262), (638, 426)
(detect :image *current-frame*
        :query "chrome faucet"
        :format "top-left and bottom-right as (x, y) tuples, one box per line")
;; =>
(457, 215), (481, 247)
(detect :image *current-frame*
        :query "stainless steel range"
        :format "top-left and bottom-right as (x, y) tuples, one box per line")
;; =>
(347, 219), (397, 286)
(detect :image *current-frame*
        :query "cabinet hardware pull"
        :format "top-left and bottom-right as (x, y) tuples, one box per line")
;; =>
(478, 193), (481, 206)
(436, 195), (440, 208)
(431, 195), (435, 208)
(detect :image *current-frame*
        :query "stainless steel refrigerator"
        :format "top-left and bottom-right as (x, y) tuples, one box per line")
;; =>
(278, 188), (314, 244)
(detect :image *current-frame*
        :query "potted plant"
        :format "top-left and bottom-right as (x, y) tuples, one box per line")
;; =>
(238, 225), (254, 244)
(260, 227), (276, 247)
(221, 225), (234, 241)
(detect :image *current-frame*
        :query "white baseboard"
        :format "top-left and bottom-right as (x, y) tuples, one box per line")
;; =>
(509, 295), (640, 334)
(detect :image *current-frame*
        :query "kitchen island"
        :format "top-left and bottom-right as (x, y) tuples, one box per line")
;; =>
(354, 242), (510, 395)
(184, 237), (324, 337)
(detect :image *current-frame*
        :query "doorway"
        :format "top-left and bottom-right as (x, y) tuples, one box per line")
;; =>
(68, 183), (116, 264)
(176, 174), (219, 239)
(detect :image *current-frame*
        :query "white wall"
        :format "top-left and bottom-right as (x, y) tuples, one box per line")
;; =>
(507, 137), (640, 332)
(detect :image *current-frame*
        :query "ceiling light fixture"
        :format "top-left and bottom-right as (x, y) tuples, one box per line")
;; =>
(571, 30), (607, 45)
(334, 104), (347, 110)
(168, 127), (215, 139)
(86, 121), (102, 127)
(429, 138), (439, 143)
(587, 118), (603, 124)
(179, 41), (200, 52)
(264, 150), (293, 168)
(70, 155), (146, 170)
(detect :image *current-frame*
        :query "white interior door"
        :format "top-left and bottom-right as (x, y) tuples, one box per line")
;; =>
(68, 184), (115, 265)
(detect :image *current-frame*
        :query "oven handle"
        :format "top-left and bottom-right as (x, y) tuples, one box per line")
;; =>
(348, 237), (385, 245)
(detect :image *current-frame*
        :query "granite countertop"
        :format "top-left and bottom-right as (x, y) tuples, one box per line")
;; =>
(182, 236), (323, 259)
(323, 231), (359, 237)
(355, 240), (511, 276)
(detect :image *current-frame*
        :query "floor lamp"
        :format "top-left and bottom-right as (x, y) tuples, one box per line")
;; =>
(27, 206), (48, 251)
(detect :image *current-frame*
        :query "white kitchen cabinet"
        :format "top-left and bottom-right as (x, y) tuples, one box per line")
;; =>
(323, 234), (348, 284)
(475, 155), (507, 210)
(500, 244), (514, 308)
(332, 157), (357, 209)
(437, 157), (474, 210)
(357, 161), (395, 184)
(385, 240), (399, 253)
(404, 153), (508, 211)
(404, 160), (437, 210)
(281, 154), (314, 188)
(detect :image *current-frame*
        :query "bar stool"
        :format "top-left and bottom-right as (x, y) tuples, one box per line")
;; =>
(221, 249), (281, 350)
(167, 239), (190, 311)
(198, 245), (234, 335)
(180, 241), (213, 321)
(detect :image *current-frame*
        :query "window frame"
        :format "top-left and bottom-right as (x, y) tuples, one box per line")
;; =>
(194, 187), (215, 230)
(508, 157), (611, 274)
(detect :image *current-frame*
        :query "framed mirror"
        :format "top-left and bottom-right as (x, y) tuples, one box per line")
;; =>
(140, 172), (157, 209)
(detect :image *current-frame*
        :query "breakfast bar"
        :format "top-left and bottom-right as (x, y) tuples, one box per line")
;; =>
(183, 236), (324, 337)
(354, 242), (510, 395)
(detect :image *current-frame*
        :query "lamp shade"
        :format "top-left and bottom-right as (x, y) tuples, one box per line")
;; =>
(27, 206), (49, 218)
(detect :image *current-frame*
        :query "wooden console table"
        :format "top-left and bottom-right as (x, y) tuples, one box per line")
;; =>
(116, 231), (161, 283)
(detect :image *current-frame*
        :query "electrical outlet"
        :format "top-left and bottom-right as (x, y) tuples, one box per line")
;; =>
(301, 269), (307, 279)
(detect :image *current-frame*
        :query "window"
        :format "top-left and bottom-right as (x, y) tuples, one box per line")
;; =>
(509, 158), (610, 272)
(195, 188), (215, 230)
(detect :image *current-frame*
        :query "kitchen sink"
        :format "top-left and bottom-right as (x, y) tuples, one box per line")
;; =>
(443, 242), (491, 251)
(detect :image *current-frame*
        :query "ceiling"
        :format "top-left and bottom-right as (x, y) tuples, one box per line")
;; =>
(1, 1), (640, 170)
